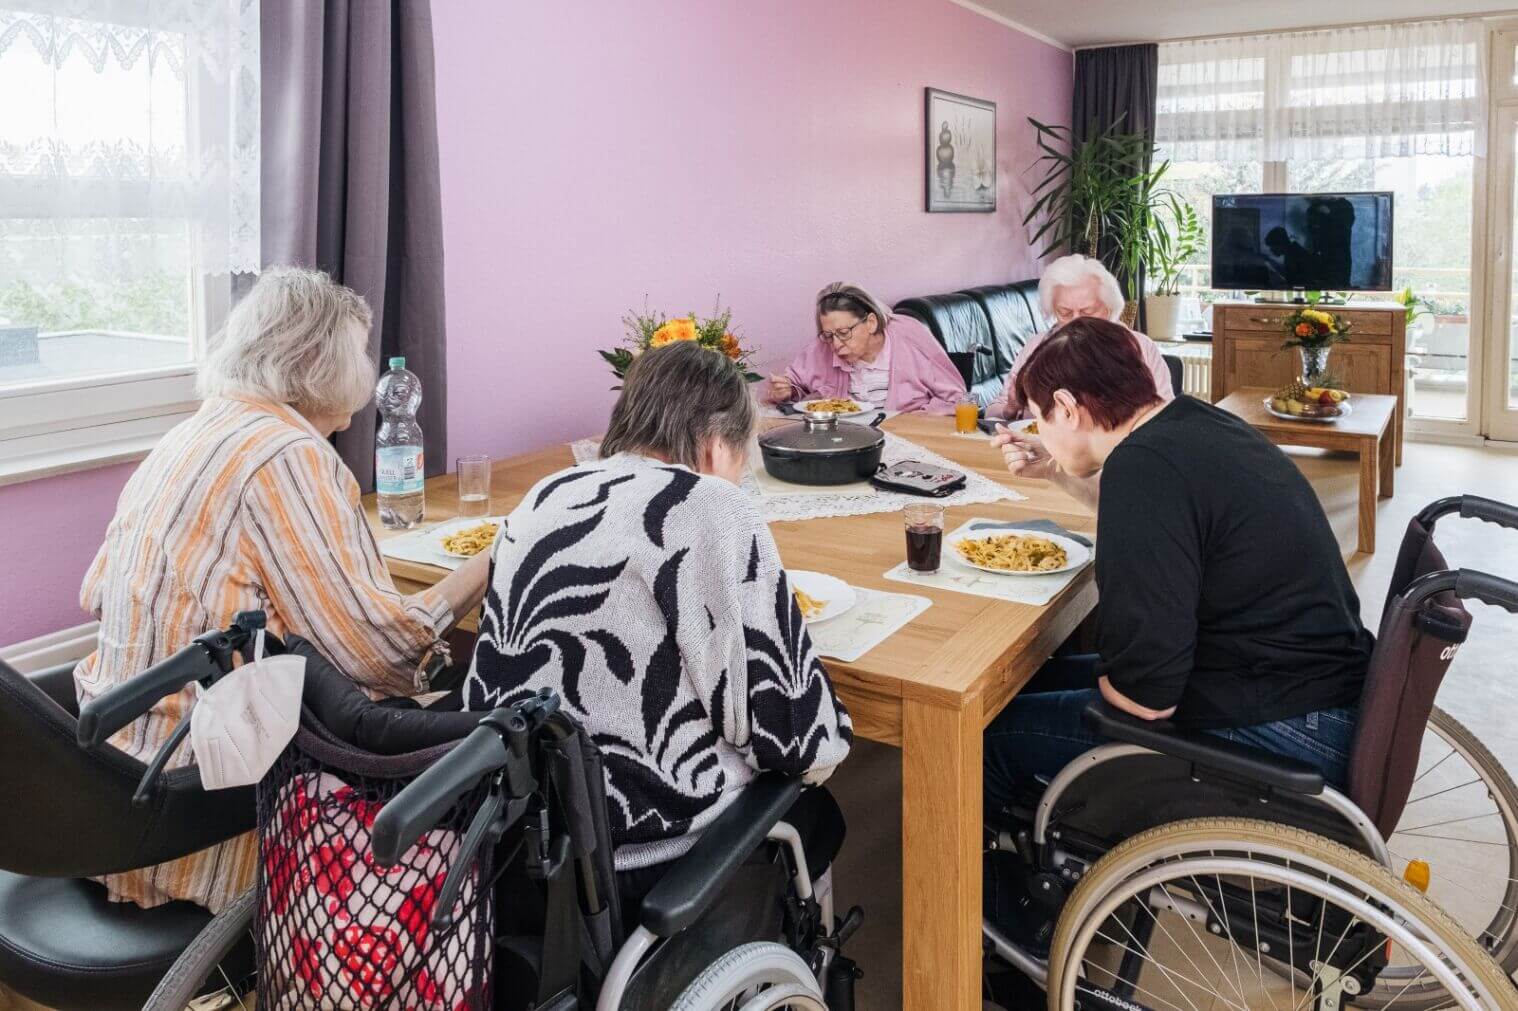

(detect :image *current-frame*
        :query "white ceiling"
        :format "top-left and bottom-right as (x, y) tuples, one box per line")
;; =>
(961, 0), (1518, 49)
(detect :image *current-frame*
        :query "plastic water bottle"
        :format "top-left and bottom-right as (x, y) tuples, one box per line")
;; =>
(375, 356), (425, 528)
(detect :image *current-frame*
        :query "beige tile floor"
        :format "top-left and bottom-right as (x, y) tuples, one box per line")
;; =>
(3, 440), (1516, 1011)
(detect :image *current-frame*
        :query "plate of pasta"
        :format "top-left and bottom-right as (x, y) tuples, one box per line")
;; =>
(800, 397), (873, 418)
(787, 570), (855, 623)
(435, 518), (505, 559)
(946, 530), (1088, 576)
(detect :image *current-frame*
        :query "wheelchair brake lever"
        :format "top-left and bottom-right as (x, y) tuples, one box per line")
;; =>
(430, 782), (530, 933)
(132, 714), (197, 806)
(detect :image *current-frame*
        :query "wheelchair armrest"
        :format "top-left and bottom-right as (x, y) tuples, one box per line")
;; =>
(27, 661), (80, 715)
(1083, 701), (1325, 796)
(638, 773), (803, 938)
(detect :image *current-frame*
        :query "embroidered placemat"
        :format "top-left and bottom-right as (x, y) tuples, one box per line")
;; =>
(378, 515), (507, 572)
(569, 432), (1025, 523)
(882, 517), (1092, 607)
(808, 586), (932, 663)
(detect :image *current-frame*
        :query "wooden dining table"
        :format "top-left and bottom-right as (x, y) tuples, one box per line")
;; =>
(363, 412), (1097, 1011)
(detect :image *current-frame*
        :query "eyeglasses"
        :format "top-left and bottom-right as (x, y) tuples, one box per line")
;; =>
(818, 318), (868, 345)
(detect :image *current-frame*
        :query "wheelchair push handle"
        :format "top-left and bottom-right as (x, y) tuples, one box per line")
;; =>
(371, 721), (511, 866)
(1455, 569), (1518, 616)
(1460, 495), (1518, 532)
(371, 689), (560, 867)
(77, 641), (218, 749)
(75, 611), (267, 750)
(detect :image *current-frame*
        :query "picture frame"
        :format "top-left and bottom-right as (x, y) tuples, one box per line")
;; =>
(925, 88), (996, 213)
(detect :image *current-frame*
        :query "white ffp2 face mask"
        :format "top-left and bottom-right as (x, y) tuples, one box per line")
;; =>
(190, 630), (305, 790)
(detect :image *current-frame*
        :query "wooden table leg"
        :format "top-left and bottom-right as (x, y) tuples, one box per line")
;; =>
(1358, 439), (1378, 554)
(1379, 429), (1394, 499)
(902, 692), (983, 1011)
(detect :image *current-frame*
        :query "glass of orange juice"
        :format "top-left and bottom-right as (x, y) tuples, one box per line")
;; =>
(954, 393), (979, 435)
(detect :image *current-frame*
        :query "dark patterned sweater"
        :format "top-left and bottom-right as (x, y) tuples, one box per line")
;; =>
(464, 453), (853, 869)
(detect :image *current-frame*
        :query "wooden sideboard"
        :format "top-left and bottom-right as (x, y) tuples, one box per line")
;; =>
(1211, 300), (1406, 464)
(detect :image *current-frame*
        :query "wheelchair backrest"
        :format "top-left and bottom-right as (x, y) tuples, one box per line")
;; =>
(1351, 518), (1472, 838)
(0, 658), (254, 877)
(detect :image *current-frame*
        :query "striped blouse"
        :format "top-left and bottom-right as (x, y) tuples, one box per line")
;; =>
(74, 396), (453, 912)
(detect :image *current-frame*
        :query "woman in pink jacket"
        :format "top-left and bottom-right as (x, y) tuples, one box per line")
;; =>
(767, 282), (967, 415)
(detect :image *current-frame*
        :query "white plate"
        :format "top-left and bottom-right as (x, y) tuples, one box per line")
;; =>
(1262, 396), (1353, 424)
(799, 398), (874, 419)
(788, 570), (856, 623)
(945, 529), (1090, 576)
(434, 516), (507, 558)
(1002, 418), (1042, 436)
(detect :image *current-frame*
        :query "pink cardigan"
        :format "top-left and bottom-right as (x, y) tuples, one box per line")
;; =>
(987, 325), (1175, 419)
(775, 316), (967, 415)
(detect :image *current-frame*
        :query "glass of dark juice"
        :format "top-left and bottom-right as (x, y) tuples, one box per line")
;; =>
(903, 503), (945, 573)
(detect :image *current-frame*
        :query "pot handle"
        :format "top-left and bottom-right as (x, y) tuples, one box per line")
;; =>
(867, 413), (886, 428)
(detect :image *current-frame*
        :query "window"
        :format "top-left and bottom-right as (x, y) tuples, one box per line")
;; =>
(0, 3), (258, 478)
(1156, 18), (1484, 426)
(1153, 155), (1263, 327)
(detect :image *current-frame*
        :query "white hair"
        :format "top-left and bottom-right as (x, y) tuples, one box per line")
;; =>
(199, 266), (376, 417)
(1037, 254), (1125, 321)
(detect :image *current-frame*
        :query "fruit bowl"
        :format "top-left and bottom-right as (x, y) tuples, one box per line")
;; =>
(1266, 384), (1351, 422)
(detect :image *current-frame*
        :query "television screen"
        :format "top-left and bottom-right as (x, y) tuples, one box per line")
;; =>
(1211, 192), (1394, 292)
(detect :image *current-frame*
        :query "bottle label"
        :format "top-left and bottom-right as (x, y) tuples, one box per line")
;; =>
(376, 446), (425, 495)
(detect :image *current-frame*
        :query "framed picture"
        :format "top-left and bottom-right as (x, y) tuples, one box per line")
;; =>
(925, 88), (996, 213)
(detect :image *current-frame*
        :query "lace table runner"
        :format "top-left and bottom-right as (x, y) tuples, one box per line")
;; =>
(569, 432), (1024, 522)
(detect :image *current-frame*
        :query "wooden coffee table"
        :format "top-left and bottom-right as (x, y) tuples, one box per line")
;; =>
(1217, 388), (1398, 554)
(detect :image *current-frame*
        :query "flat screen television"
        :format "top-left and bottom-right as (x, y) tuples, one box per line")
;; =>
(1211, 192), (1394, 292)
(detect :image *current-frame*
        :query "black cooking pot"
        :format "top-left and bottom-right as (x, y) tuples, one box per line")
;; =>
(758, 411), (885, 486)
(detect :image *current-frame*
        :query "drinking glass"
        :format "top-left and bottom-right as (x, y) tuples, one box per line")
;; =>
(954, 393), (979, 435)
(457, 455), (492, 517)
(903, 503), (945, 573)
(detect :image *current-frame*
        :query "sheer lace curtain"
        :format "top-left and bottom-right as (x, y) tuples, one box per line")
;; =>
(0, 0), (258, 353)
(1156, 18), (1487, 164)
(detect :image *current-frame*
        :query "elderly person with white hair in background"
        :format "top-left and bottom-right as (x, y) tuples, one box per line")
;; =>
(73, 266), (489, 913)
(985, 254), (1174, 420)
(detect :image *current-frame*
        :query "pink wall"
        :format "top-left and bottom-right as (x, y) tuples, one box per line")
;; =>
(435, 0), (1072, 459)
(2, 0), (1070, 647)
(0, 463), (133, 645)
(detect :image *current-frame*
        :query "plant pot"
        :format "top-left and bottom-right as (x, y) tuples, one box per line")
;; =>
(1299, 345), (1332, 385)
(1144, 293), (1182, 340)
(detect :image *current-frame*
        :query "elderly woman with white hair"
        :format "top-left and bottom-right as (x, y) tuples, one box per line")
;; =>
(73, 266), (488, 912)
(986, 254), (1173, 420)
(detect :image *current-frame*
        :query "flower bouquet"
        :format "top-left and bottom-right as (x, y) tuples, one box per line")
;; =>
(598, 300), (762, 386)
(1281, 306), (1351, 385)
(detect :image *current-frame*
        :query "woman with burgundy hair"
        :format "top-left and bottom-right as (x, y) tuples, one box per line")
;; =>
(981, 316), (1373, 947)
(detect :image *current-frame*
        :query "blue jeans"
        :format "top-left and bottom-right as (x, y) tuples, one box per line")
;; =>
(983, 655), (1358, 946)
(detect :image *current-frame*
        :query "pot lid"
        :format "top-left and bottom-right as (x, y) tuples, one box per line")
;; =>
(759, 414), (885, 455)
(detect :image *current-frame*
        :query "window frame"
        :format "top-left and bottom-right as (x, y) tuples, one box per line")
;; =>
(0, 5), (248, 483)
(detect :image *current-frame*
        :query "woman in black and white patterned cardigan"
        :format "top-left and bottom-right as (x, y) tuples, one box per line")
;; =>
(465, 340), (853, 907)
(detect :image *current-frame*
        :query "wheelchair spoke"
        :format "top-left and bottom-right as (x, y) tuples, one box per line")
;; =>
(1411, 745), (1460, 787)
(1090, 929), (1220, 1011)
(1154, 880), (1255, 1009)
(1404, 776), (1486, 807)
(1397, 811), (1503, 834)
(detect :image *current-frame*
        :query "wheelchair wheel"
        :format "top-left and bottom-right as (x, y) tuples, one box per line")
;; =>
(1047, 818), (1515, 1011)
(142, 886), (257, 1011)
(1368, 705), (1518, 1006)
(666, 941), (827, 1010)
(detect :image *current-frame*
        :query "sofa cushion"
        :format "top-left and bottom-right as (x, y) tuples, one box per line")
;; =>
(959, 284), (1044, 373)
(892, 293), (997, 398)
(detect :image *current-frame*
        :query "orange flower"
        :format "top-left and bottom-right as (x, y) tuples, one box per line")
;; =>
(650, 317), (698, 347)
(1294, 322), (1313, 337)
(719, 333), (741, 359)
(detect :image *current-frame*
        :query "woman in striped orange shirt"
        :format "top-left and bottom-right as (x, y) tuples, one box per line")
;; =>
(74, 267), (489, 912)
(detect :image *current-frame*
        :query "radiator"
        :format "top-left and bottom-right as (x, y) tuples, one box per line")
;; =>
(1167, 345), (1213, 401)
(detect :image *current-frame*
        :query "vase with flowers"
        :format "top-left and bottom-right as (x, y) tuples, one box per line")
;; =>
(598, 300), (762, 387)
(1281, 306), (1352, 385)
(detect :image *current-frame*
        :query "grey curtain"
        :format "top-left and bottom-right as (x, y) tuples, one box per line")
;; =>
(261, 0), (449, 488)
(1072, 43), (1159, 331)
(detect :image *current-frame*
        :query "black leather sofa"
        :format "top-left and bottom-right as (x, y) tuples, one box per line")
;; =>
(894, 279), (1045, 409)
(894, 278), (1183, 407)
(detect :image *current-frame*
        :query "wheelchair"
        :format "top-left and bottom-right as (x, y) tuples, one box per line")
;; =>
(982, 494), (1518, 1011)
(64, 614), (860, 1010)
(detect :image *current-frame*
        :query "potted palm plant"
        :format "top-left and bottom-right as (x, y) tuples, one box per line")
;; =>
(1140, 197), (1202, 340)
(1023, 118), (1178, 328)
